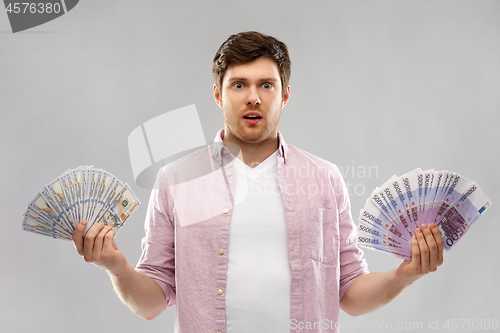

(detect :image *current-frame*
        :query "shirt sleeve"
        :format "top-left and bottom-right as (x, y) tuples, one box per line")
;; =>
(333, 165), (370, 300)
(135, 171), (176, 308)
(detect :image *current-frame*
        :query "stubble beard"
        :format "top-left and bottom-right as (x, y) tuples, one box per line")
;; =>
(224, 108), (281, 147)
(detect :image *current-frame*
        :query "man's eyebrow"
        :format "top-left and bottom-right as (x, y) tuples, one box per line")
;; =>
(260, 78), (279, 82)
(227, 77), (279, 82)
(226, 77), (247, 82)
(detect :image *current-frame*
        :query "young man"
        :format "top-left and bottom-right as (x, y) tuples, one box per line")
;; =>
(73, 31), (444, 332)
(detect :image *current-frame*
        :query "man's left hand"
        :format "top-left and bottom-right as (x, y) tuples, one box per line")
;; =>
(396, 223), (445, 284)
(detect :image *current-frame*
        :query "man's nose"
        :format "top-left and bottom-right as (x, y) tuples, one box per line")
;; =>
(246, 87), (261, 105)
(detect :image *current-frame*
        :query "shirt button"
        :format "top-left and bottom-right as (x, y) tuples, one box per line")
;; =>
(223, 208), (229, 214)
(227, 170), (232, 177)
(219, 249), (225, 255)
(217, 289), (223, 295)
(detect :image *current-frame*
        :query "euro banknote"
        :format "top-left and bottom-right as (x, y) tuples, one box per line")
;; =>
(357, 169), (491, 260)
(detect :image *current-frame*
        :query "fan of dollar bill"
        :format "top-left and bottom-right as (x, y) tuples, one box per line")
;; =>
(357, 168), (492, 260)
(22, 166), (141, 240)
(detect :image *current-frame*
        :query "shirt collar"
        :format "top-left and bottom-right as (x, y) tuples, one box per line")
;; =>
(211, 129), (289, 165)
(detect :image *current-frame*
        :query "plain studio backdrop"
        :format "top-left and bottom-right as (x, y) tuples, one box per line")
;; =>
(1, 1), (499, 332)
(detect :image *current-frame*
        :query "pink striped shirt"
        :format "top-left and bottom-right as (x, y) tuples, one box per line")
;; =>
(136, 129), (369, 332)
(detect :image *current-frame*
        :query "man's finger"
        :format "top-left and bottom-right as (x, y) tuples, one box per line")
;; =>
(421, 224), (438, 272)
(83, 222), (104, 262)
(411, 234), (420, 270)
(430, 223), (445, 265)
(415, 227), (429, 274)
(72, 221), (87, 256)
(102, 229), (116, 253)
(92, 225), (112, 261)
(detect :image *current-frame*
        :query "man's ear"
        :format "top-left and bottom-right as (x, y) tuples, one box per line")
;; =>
(281, 85), (291, 108)
(213, 84), (222, 109)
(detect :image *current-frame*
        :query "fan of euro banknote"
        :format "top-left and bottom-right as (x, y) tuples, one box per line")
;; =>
(357, 168), (492, 261)
(22, 166), (141, 240)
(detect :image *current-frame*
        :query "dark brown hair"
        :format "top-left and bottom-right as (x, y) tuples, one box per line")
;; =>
(212, 31), (291, 96)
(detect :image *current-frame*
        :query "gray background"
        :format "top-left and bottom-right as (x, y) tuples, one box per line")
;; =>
(1, 0), (499, 332)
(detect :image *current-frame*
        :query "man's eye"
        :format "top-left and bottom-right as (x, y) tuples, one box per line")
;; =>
(262, 83), (272, 89)
(234, 83), (244, 89)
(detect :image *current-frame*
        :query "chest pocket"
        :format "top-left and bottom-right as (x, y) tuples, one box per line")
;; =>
(308, 208), (339, 264)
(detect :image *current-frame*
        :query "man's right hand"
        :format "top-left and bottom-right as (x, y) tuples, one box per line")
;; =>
(72, 221), (166, 320)
(72, 221), (127, 274)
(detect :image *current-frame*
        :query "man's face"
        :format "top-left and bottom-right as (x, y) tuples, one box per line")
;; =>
(214, 57), (290, 146)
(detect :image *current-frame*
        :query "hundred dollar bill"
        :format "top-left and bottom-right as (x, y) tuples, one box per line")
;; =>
(86, 171), (114, 225)
(71, 169), (83, 224)
(24, 206), (73, 237)
(80, 166), (95, 224)
(44, 177), (74, 231)
(59, 171), (77, 227)
(77, 166), (94, 223)
(28, 193), (65, 229)
(85, 168), (95, 223)
(88, 175), (120, 229)
(22, 216), (71, 240)
(95, 183), (140, 233)
(87, 169), (102, 224)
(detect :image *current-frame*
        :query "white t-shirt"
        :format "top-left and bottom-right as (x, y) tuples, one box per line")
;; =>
(226, 150), (291, 332)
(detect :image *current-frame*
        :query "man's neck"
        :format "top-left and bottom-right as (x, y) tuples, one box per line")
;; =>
(222, 130), (279, 169)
